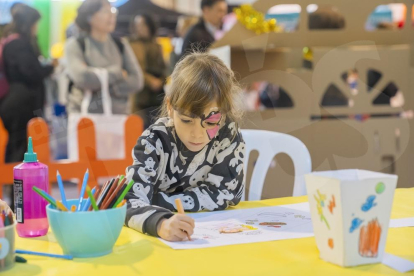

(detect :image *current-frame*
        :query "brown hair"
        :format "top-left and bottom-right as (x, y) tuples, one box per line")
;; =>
(75, 0), (109, 33)
(160, 52), (244, 126)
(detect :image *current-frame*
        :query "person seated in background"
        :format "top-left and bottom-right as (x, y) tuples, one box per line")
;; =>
(128, 14), (166, 128)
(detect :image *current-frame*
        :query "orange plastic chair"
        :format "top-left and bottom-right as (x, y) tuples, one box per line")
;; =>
(0, 115), (143, 198)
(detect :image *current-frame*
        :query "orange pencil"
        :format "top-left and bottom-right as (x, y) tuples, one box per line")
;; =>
(101, 178), (126, 210)
(116, 199), (126, 208)
(175, 198), (191, 241)
(100, 178), (119, 210)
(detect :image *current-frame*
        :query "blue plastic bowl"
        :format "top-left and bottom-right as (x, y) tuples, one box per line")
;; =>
(46, 199), (126, 258)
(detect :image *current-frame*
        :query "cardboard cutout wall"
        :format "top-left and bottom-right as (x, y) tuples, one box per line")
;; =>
(212, 0), (414, 199)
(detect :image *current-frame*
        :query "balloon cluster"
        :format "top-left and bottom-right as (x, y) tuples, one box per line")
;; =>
(234, 4), (281, 34)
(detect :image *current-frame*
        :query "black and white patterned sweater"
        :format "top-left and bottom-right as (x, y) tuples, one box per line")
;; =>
(124, 117), (245, 237)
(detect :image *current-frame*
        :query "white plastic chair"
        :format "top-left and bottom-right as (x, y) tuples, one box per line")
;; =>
(241, 129), (312, 201)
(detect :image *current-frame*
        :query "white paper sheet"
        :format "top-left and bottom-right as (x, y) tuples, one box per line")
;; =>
(389, 217), (414, 228)
(382, 253), (414, 273)
(160, 202), (414, 250)
(160, 205), (314, 250)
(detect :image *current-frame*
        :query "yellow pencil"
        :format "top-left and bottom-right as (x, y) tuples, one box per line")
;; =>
(175, 198), (192, 241)
(56, 201), (68, 212)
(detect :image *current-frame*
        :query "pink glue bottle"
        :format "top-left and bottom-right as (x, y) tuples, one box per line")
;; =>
(14, 137), (49, 237)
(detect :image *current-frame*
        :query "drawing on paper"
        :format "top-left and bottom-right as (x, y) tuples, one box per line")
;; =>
(314, 190), (330, 229)
(359, 218), (382, 258)
(328, 195), (336, 214)
(349, 217), (363, 233)
(328, 238), (334, 249)
(375, 182), (385, 194)
(361, 195), (377, 212)
(160, 205), (314, 250)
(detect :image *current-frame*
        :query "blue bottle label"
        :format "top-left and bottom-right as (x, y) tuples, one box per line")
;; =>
(14, 179), (24, 223)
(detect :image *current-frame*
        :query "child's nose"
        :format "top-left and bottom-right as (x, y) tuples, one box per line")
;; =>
(191, 123), (205, 139)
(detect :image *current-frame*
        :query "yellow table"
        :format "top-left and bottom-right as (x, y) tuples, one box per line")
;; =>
(6, 188), (414, 276)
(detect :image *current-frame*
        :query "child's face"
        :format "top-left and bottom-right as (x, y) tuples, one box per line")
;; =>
(171, 101), (222, 152)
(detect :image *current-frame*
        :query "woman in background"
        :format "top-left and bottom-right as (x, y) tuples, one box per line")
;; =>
(0, 5), (56, 162)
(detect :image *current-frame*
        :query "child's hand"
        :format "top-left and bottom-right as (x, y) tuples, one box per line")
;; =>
(157, 214), (195, 242)
(0, 199), (12, 215)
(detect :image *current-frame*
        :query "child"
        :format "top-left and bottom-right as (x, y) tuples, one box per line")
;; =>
(125, 52), (245, 241)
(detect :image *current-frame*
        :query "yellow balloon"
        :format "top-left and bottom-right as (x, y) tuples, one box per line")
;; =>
(51, 43), (64, 59)
(234, 4), (281, 34)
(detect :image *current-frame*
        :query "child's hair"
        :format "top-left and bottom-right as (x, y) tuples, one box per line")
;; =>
(160, 52), (244, 126)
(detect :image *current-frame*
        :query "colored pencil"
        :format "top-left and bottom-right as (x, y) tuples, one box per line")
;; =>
(175, 198), (191, 241)
(116, 199), (126, 208)
(97, 178), (115, 208)
(101, 178), (126, 210)
(81, 187), (96, 212)
(15, 250), (73, 260)
(112, 179), (134, 208)
(77, 169), (89, 211)
(56, 171), (68, 209)
(32, 187), (57, 208)
(56, 201), (68, 212)
(86, 186), (99, 211)
(107, 179), (127, 209)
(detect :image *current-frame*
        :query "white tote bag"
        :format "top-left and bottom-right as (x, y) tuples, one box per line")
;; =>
(67, 68), (126, 161)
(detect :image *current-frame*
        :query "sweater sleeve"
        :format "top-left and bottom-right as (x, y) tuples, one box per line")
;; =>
(155, 124), (245, 212)
(124, 129), (173, 237)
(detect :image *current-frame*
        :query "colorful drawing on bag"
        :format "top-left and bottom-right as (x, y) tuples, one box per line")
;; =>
(361, 195), (377, 212)
(328, 195), (336, 214)
(375, 182), (385, 194)
(349, 218), (363, 233)
(314, 190), (330, 229)
(328, 238), (334, 249)
(359, 218), (382, 258)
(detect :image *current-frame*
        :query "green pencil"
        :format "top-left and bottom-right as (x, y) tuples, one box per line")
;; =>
(112, 179), (134, 208)
(32, 187), (57, 208)
(86, 186), (99, 211)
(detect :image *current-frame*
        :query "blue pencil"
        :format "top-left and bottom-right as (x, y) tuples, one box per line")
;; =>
(56, 171), (68, 209)
(81, 187), (96, 212)
(15, 250), (73, 260)
(77, 169), (89, 211)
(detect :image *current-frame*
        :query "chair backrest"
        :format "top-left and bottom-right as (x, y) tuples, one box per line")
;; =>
(241, 129), (312, 201)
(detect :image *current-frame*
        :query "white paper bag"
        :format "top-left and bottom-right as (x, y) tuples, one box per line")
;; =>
(67, 68), (126, 161)
(305, 169), (397, 267)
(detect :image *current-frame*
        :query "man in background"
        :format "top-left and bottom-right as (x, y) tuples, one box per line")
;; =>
(180, 0), (227, 59)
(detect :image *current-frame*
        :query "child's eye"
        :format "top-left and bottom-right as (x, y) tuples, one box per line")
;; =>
(181, 119), (192, 124)
(206, 122), (219, 126)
